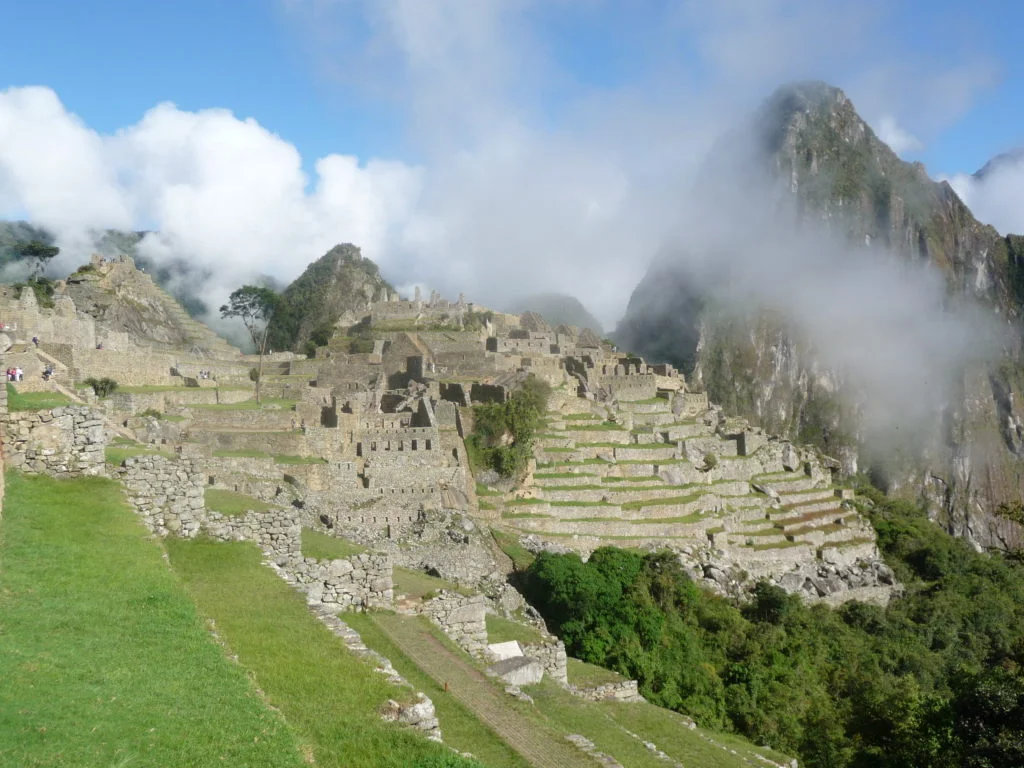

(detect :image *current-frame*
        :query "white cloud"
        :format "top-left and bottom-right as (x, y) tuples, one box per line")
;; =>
(0, 0), (1007, 335)
(874, 115), (923, 155)
(0, 86), (421, 318)
(947, 156), (1024, 235)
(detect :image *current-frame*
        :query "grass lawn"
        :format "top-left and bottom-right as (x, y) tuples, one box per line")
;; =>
(116, 384), (188, 393)
(393, 566), (472, 599)
(5, 383), (73, 411)
(524, 680), (793, 768)
(475, 482), (502, 496)
(344, 613), (529, 768)
(604, 698), (794, 767)
(566, 657), (627, 687)
(275, 454), (327, 465)
(212, 449), (271, 458)
(167, 539), (480, 768)
(204, 488), (277, 515)
(621, 492), (703, 510)
(190, 399), (296, 411)
(0, 472), (305, 767)
(300, 528), (367, 559)
(534, 472), (594, 480)
(105, 444), (176, 465)
(492, 530), (535, 571)
(485, 614), (545, 646)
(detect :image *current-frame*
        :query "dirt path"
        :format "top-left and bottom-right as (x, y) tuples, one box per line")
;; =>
(372, 613), (596, 768)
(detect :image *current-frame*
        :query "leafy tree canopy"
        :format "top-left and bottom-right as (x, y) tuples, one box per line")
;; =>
(521, 488), (1024, 768)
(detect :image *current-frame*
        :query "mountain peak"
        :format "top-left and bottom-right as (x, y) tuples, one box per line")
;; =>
(974, 147), (1024, 179)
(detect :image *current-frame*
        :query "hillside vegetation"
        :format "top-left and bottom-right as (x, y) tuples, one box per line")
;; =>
(521, 485), (1024, 768)
(266, 243), (393, 353)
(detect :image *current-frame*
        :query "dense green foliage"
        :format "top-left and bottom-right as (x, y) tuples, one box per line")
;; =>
(522, 489), (1024, 768)
(17, 239), (60, 275)
(83, 376), (119, 398)
(265, 244), (392, 353)
(13, 276), (56, 308)
(467, 376), (550, 477)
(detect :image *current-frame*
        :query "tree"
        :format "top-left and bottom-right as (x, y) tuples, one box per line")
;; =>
(220, 285), (279, 403)
(18, 240), (60, 277)
(83, 377), (119, 398)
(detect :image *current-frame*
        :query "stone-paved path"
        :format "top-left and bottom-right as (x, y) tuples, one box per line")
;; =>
(372, 613), (598, 768)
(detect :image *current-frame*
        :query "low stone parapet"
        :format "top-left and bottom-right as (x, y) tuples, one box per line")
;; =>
(523, 640), (568, 685)
(568, 679), (644, 703)
(4, 405), (106, 477)
(288, 553), (393, 609)
(115, 454), (206, 537)
(203, 507), (302, 564)
(421, 592), (488, 656)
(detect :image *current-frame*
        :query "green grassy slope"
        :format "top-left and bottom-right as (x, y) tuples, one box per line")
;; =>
(0, 472), (305, 767)
(166, 538), (481, 768)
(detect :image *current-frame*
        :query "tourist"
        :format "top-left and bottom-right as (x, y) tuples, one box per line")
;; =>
(16, 367), (23, 381)
(32, 336), (39, 347)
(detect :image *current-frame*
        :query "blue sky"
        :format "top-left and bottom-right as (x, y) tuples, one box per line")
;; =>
(1, 0), (1021, 177)
(2, 0), (1024, 326)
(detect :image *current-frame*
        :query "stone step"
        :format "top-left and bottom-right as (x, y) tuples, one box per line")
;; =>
(776, 498), (843, 516)
(776, 508), (852, 532)
(537, 485), (700, 504)
(752, 473), (817, 492)
(630, 411), (676, 426)
(614, 444), (678, 461)
(661, 422), (712, 440)
(777, 488), (839, 506)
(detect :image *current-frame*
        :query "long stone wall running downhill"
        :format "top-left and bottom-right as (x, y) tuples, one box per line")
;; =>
(4, 406), (106, 476)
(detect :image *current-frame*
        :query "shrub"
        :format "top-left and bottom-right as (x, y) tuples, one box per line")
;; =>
(702, 452), (718, 471)
(467, 375), (550, 478)
(83, 377), (119, 398)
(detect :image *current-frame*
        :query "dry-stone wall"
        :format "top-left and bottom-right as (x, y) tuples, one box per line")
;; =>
(114, 455), (206, 537)
(203, 508), (302, 565)
(421, 592), (488, 656)
(522, 641), (568, 685)
(569, 680), (644, 703)
(4, 406), (106, 476)
(286, 554), (393, 609)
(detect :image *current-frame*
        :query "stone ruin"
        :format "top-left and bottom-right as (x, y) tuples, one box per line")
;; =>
(0, 257), (905, 744)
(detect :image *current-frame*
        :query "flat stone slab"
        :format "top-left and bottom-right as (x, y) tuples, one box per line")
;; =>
(486, 656), (544, 686)
(488, 640), (524, 661)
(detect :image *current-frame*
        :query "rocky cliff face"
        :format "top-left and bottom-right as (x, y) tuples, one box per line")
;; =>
(618, 81), (1024, 551)
(266, 243), (393, 353)
(63, 256), (238, 356)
